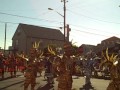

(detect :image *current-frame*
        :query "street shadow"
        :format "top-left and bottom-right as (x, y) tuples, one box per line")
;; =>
(79, 84), (96, 90)
(0, 80), (24, 90)
(36, 83), (54, 90)
(0, 75), (22, 81)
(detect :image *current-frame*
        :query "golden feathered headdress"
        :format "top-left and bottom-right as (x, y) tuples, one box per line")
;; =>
(47, 44), (56, 56)
(100, 48), (118, 67)
(32, 41), (40, 49)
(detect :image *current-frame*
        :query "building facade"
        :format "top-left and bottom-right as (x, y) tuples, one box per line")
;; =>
(94, 36), (120, 56)
(12, 23), (68, 55)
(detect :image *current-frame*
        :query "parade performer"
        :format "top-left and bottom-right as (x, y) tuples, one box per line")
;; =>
(44, 56), (54, 84)
(8, 53), (16, 77)
(16, 53), (27, 73)
(36, 58), (44, 77)
(92, 56), (101, 78)
(24, 41), (40, 90)
(56, 42), (74, 90)
(82, 51), (94, 87)
(100, 48), (120, 90)
(44, 45), (58, 84)
(24, 63), (37, 90)
(0, 51), (4, 79)
(4, 57), (9, 72)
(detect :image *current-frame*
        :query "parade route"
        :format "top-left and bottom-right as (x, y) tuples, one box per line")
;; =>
(0, 71), (110, 90)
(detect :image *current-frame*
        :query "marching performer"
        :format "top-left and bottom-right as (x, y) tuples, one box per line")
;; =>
(56, 42), (74, 90)
(44, 45), (57, 84)
(82, 52), (94, 87)
(24, 42), (40, 90)
(8, 53), (16, 77)
(24, 63), (37, 90)
(100, 48), (120, 90)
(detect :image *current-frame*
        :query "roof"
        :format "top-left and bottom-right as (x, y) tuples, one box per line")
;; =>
(17, 23), (64, 41)
(102, 36), (120, 42)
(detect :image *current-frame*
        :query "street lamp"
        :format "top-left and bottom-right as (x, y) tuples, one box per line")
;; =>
(48, 8), (64, 17)
(48, 7), (66, 42)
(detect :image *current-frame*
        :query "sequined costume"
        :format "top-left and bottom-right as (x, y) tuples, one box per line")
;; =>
(100, 48), (120, 90)
(56, 60), (73, 90)
(24, 41), (41, 90)
(8, 54), (16, 77)
(55, 42), (74, 90)
(107, 59), (120, 90)
(24, 64), (37, 90)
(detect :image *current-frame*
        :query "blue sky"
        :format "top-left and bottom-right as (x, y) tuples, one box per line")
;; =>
(0, 0), (120, 49)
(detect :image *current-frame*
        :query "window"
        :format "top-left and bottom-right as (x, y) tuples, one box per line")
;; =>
(17, 29), (21, 36)
(15, 40), (18, 45)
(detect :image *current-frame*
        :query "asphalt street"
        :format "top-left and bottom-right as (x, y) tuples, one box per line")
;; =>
(0, 71), (110, 90)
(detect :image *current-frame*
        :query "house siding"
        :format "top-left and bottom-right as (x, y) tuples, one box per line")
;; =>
(12, 23), (65, 55)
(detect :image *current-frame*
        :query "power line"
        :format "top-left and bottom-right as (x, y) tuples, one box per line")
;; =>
(67, 9), (120, 24)
(71, 28), (112, 37)
(0, 11), (62, 24)
(0, 20), (62, 30)
(0, 11), (119, 35)
(69, 23), (120, 36)
(0, 20), (119, 37)
(0, 20), (111, 37)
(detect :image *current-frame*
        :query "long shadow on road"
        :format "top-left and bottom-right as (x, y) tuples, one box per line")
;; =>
(36, 83), (54, 90)
(80, 84), (96, 90)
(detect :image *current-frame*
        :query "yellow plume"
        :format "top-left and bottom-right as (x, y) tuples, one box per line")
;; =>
(113, 55), (118, 61)
(39, 50), (43, 58)
(102, 51), (107, 61)
(48, 45), (56, 55)
(106, 48), (109, 61)
(36, 41), (40, 49)
(50, 46), (56, 55)
(32, 41), (40, 49)
(32, 42), (36, 48)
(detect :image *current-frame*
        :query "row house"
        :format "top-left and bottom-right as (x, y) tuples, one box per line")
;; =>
(78, 36), (120, 57)
(79, 44), (96, 55)
(94, 36), (120, 56)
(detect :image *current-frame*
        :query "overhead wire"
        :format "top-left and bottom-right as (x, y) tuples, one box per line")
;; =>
(0, 10), (119, 34)
(0, 20), (62, 30)
(69, 23), (120, 36)
(0, 11), (119, 37)
(0, 11), (62, 24)
(70, 28), (110, 37)
(0, 19), (119, 38)
(67, 9), (120, 24)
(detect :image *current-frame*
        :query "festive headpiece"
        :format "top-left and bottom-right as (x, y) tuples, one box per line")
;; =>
(32, 41), (40, 49)
(47, 45), (56, 55)
(100, 48), (118, 67)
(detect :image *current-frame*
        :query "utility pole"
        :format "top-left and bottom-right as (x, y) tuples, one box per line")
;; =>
(61, 0), (67, 42)
(4, 23), (7, 54)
